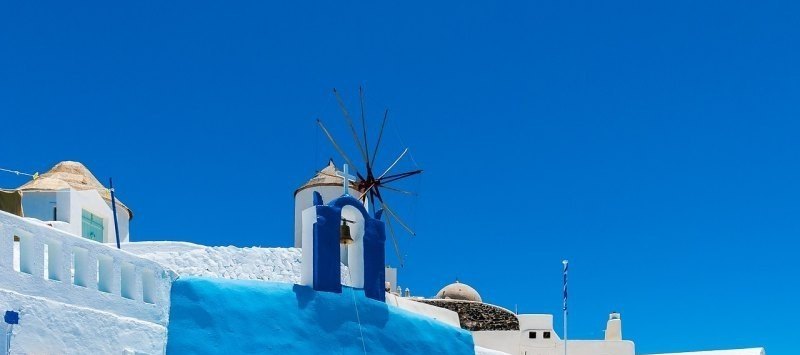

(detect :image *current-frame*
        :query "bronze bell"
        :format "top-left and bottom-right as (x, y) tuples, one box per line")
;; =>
(339, 218), (355, 245)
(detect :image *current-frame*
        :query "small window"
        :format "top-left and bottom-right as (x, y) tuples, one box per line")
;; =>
(528, 331), (536, 339)
(543, 331), (551, 339)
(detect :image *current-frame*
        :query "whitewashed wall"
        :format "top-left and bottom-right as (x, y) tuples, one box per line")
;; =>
(473, 331), (519, 354)
(473, 313), (636, 355)
(294, 185), (346, 247)
(385, 294), (462, 328)
(21, 189), (130, 244)
(69, 190), (130, 244)
(0, 288), (166, 354)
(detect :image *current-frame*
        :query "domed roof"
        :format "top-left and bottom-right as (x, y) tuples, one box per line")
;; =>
(18, 161), (133, 220)
(435, 280), (482, 302)
(294, 160), (359, 196)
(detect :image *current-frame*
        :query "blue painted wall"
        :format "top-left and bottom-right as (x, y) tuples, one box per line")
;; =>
(167, 277), (475, 354)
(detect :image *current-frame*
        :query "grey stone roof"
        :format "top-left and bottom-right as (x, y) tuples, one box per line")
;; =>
(414, 299), (520, 331)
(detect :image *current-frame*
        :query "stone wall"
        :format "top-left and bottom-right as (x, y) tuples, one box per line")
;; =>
(414, 299), (520, 331)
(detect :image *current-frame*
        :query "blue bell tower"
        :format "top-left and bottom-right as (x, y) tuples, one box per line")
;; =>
(299, 181), (387, 302)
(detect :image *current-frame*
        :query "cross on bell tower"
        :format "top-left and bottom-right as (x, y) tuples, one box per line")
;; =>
(336, 164), (356, 196)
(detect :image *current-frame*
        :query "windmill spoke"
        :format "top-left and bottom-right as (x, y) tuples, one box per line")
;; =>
(380, 169), (422, 184)
(373, 185), (385, 203)
(381, 202), (416, 236)
(378, 148), (409, 179)
(371, 109), (388, 168)
(317, 119), (361, 176)
(359, 86), (370, 171)
(333, 88), (370, 166)
(359, 183), (376, 200)
(369, 190), (377, 215)
(380, 184), (418, 196)
(385, 216), (405, 268)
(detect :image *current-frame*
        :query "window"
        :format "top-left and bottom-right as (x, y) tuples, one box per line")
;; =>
(528, 331), (536, 339)
(81, 209), (104, 242)
(543, 331), (551, 339)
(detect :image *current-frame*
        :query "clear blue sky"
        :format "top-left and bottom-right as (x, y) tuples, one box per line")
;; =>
(1, 1), (796, 353)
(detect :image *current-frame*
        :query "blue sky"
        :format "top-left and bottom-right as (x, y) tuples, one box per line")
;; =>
(1, 1), (797, 353)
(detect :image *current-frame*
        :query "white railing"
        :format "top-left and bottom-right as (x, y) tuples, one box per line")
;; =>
(0, 210), (177, 326)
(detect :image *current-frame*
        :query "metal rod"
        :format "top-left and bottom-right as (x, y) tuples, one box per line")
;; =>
(380, 169), (422, 184)
(380, 184), (418, 195)
(563, 259), (569, 355)
(333, 88), (370, 165)
(381, 202), (416, 236)
(359, 86), (370, 171)
(378, 148), (408, 179)
(5, 324), (12, 355)
(317, 119), (361, 175)
(371, 109), (388, 168)
(109, 178), (121, 249)
(385, 216), (405, 267)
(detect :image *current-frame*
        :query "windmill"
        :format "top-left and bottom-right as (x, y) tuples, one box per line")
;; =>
(315, 87), (422, 267)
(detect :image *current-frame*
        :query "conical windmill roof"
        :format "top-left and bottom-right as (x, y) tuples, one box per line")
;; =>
(294, 160), (359, 196)
(18, 161), (133, 220)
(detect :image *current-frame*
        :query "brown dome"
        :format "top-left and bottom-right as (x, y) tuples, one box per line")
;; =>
(435, 281), (482, 302)
(18, 161), (133, 220)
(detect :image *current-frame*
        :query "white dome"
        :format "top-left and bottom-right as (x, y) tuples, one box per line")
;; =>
(435, 281), (482, 302)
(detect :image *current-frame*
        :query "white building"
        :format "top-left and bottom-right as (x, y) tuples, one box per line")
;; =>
(409, 281), (634, 355)
(3, 161), (132, 244)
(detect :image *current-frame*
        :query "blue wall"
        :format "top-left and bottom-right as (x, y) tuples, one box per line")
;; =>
(167, 277), (475, 354)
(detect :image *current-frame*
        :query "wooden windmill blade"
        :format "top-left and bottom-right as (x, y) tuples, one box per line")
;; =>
(333, 88), (370, 166)
(380, 184), (418, 196)
(384, 215), (405, 268)
(316, 119), (362, 177)
(379, 169), (423, 184)
(359, 86), (371, 172)
(380, 201), (416, 237)
(371, 109), (389, 168)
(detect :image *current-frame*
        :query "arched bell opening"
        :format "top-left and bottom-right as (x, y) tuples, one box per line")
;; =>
(340, 204), (366, 288)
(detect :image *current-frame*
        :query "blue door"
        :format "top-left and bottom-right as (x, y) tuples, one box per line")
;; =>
(81, 209), (104, 242)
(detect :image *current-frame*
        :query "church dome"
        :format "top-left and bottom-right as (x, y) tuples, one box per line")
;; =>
(435, 281), (482, 302)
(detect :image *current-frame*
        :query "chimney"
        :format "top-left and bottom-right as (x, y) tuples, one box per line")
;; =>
(605, 312), (622, 341)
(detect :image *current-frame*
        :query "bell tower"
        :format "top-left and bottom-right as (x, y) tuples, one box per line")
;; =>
(299, 188), (387, 302)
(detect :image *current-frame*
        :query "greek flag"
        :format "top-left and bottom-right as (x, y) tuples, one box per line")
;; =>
(562, 260), (568, 313)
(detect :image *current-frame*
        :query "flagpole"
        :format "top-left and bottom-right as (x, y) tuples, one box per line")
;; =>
(563, 259), (568, 355)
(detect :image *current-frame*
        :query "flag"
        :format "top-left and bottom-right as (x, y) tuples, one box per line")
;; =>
(562, 260), (568, 313)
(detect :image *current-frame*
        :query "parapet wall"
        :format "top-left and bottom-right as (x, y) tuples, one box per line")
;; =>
(0, 210), (177, 326)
